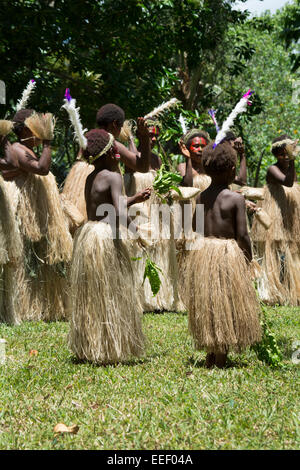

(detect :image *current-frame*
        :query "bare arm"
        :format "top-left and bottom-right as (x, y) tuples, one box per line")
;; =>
(109, 172), (137, 234)
(0, 140), (19, 169)
(128, 136), (140, 155)
(117, 118), (151, 172)
(266, 161), (295, 187)
(127, 187), (151, 206)
(13, 141), (52, 175)
(235, 194), (252, 263)
(178, 141), (193, 186)
(234, 152), (247, 186)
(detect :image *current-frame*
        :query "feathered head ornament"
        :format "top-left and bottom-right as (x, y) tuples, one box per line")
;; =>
(208, 109), (220, 134)
(62, 88), (88, 149)
(144, 98), (180, 120)
(16, 79), (36, 112)
(213, 89), (254, 148)
(179, 114), (189, 135)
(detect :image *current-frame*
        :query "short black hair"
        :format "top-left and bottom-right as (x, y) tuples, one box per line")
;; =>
(202, 141), (237, 176)
(271, 134), (292, 157)
(96, 104), (125, 128)
(12, 109), (35, 137)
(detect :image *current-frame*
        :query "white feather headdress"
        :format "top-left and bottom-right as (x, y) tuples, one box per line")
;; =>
(62, 88), (87, 149)
(179, 114), (188, 135)
(213, 90), (253, 148)
(144, 98), (180, 120)
(16, 79), (36, 111)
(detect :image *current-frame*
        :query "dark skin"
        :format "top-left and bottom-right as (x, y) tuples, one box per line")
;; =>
(85, 147), (151, 233)
(125, 125), (161, 174)
(178, 137), (206, 187)
(98, 117), (151, 172)
(0, 136), (19, 171)
(0, 125), (51, 180)
(178, 136), (247, 187)
(228, 137), (247, 186)
(192, 166), (252, 368)
(266, 150), (297, 187)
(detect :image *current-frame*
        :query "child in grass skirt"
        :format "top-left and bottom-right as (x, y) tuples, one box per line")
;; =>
(184, 141), (261, 368)
(69, 129), (150, 364)
(251, 134), (300, 306)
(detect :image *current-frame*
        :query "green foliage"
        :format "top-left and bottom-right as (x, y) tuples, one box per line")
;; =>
(280, 0), (300, 72)
(216, 9), (300, 186)
(251, 305), (283, 368)
(153, 163), (182, 202)
(142, 256), (162, 296)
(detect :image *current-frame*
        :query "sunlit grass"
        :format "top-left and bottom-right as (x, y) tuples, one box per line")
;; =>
(0, 307), (299, 450)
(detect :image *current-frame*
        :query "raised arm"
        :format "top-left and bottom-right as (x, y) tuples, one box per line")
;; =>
(235, 194), (252, 263)
(117, 118), (151, 172)
(178, 140), (193, 187)
(13, 140), (52, 176)
(234, 139), (247, 186)
(266, 161), (296, 187)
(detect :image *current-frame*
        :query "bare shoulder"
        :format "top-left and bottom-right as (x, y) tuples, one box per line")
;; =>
(221, 189), (245, 206)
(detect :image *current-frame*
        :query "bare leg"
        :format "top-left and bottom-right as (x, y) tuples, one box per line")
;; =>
(205, 352), (216, 368)
(215, 352), (227, 368)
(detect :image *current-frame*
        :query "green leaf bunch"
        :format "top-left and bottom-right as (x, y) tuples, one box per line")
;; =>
(251, 305), (283, 367)
(142, 257), (162, 297)
(153, 163), (182, 203)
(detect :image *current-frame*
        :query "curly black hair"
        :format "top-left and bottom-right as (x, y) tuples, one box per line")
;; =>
(96, 104), (125, 128)
(82, 129), (114, 161)
(202, 141), (237, 176)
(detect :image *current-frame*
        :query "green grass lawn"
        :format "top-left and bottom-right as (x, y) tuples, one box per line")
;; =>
(0, 307), (299, 450)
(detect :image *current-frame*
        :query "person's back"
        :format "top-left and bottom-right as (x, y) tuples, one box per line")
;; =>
(194, 141), (252, 262)
(70, 128), (148, 365)
(185, 141), (261, 368)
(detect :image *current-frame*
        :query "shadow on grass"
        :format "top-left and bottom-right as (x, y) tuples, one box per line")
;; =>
(69, 349), (170, 368)
(143, 310), (187, 316)
(186, 355), (250, 369)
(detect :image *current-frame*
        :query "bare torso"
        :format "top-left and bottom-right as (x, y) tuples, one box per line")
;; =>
(85, 168), (123, 222)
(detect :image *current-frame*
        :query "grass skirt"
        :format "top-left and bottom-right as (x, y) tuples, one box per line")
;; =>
(60, 194), (85, 236)
(2, 173), (72, 322)
(62, 161), (95, 221)
(125, 171), (185, 312)
(0, 176), (23, 324)
(251, 183), (300, 305)
(69, 222), (145, 364)
(184, 237), (261, 353)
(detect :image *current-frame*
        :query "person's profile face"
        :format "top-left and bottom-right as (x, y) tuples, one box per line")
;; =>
(148, 126), (159, 148)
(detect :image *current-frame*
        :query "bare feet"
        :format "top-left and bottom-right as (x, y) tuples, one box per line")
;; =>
(205, 352), (216, 368)
(215, 353), (227, 368)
